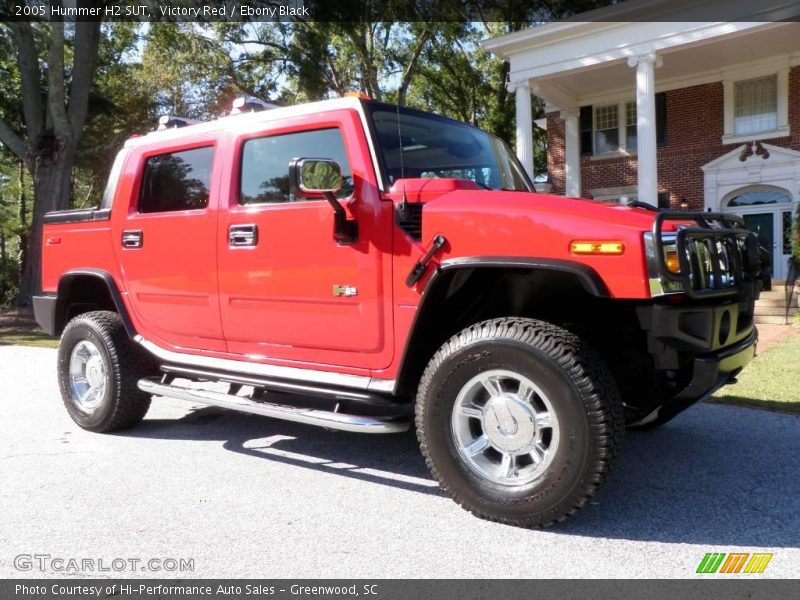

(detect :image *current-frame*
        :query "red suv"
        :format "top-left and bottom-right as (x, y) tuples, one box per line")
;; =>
(34, 96), (762, 527)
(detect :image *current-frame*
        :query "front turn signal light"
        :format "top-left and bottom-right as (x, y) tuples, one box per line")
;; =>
(570, 241), (625, 255)
(664, 248), (681, 273)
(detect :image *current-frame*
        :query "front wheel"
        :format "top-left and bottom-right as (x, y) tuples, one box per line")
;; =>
(416, 318), (624, 528)
(57, 311), (154, 432)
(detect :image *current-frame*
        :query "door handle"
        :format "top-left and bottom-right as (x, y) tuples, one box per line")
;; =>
(121, 230), (143, 248)
(229, 224), (258, 247)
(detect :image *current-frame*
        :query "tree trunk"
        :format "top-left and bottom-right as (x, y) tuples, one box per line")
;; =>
(16, 160), (28, 281)
(16, 151), (73, 305)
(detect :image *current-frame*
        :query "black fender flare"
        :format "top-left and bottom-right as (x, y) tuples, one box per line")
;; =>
(33, 269), (135, 337)
(392, 256), (609, 395)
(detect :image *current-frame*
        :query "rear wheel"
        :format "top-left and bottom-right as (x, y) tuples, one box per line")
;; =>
(58, 311), (154, 432)
(416, 317), (624, 528)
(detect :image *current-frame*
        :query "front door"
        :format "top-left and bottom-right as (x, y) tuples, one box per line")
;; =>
(217, 111), (393, 371)
(742, 213), (775, 278)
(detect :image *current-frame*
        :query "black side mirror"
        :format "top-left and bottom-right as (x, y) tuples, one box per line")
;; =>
(290, 158), (357, 244)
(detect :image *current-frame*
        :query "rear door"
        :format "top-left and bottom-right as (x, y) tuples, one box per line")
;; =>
(113, 138), (225, 351)
(217, 109), (393, 370)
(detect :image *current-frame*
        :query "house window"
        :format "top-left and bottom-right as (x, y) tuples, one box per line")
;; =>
(594, 104), (619, 154)
(734, 75), (778, 136)
(579, 93), (666, 155)
(625, 101), (637, 150)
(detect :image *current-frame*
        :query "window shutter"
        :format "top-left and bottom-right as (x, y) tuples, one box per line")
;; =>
(656, 92), (667, 146)
(579, 106), (593, 155)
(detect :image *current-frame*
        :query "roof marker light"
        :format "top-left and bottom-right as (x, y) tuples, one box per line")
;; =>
(344, 92), (372, 100)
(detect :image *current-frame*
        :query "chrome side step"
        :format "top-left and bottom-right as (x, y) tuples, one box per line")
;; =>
(159, 364), (402, 408)
(137, 378), (409, 434)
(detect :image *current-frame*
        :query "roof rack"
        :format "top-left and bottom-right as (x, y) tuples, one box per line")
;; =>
(156, 115), (201, 131)
(230, 96), (279, 115)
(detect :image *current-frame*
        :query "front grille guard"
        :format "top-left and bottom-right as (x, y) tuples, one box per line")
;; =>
(652, 211), (761, 300)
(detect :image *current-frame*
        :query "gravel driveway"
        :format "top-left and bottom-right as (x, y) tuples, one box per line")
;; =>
(1, 345), (798, 578)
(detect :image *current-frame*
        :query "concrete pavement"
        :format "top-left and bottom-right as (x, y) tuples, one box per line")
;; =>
(1, 345), (798, 578)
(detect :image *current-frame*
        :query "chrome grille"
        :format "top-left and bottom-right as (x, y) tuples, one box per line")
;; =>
(650, 211), (761, 299)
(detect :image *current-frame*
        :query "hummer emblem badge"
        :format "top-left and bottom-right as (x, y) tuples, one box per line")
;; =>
(332, 285), (358, 297)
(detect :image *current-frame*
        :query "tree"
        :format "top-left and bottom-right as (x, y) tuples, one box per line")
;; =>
(0, 21), (102, 304)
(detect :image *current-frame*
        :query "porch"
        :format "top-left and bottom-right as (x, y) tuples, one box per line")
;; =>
(483, 0), (800, 279)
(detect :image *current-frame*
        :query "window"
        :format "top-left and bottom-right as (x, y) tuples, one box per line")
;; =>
(138, 147), (214, 213)
(578, 93), (666, 155)
(594, 104), (619, 154)
(240, 128), (354, 204)
(783, 211), (793, 255)
(727, 188), (791, 207)
(368, 105), (531, 191)
(625, 101), (637, 150)
(734, 75), (777, 136)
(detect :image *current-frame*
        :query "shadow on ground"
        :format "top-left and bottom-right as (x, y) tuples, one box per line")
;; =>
(128, 400), (800, 547)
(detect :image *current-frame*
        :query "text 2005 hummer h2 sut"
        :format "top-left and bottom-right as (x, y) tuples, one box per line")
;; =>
(35, 96), (763, 527)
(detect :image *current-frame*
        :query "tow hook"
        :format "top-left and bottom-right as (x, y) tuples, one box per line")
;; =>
(406, 235), (447, 287)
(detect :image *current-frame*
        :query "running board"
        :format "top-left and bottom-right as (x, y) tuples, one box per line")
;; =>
(159, 364), (402, 408)
(137, 378), (409, 434)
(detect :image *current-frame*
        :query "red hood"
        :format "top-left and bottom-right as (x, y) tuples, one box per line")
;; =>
(387, 178), (660, 232)
(386, 179), (660, 298)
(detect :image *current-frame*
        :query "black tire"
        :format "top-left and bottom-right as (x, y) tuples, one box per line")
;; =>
(57, 311), (154, 432)
(416, 317), (624, 528)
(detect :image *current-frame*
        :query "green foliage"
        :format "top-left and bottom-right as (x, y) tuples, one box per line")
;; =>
(1, 6), (619, 302)
(792, 204), (800, 262)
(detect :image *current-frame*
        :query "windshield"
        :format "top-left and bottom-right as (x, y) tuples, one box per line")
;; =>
(366, 104), (533, 192)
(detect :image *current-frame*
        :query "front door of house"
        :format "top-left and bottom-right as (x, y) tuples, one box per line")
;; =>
(742, 213), (775, 279)
(723, 186), (795, 281)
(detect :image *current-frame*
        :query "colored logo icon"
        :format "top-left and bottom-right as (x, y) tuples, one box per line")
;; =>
(697, 552), (773, 574)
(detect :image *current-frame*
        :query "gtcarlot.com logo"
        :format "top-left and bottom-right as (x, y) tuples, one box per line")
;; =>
(14, 554), (194, 573)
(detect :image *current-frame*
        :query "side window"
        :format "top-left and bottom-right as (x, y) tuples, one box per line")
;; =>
(138, 146), (214, 213)
(240, 128), (354, 205)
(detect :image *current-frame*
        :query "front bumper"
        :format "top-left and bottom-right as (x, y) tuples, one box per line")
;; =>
(635, 300), (758, 424)
(675, 328), (756, 401)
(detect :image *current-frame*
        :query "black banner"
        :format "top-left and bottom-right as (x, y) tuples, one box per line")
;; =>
(2, 580), (800, 600)
(2, 0), (800, 23)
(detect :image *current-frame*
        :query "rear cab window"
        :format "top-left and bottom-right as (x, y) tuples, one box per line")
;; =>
(138, 146), (215, 213)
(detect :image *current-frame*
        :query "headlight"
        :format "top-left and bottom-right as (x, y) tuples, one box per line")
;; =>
(643, 232), (683, 296)
(664, 247), (681, 273)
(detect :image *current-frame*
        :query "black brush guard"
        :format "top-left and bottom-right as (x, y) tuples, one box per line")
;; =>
(652, 210), (762, 300)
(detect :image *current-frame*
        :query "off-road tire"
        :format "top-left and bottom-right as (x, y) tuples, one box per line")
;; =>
(58, 311), (154, 432)
(416, 317), (624, 528)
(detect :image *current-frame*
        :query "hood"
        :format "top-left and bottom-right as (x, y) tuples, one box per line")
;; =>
(397, 182), (661, 298)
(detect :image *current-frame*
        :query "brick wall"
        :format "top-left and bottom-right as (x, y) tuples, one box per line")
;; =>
(546, 66), (800, 209)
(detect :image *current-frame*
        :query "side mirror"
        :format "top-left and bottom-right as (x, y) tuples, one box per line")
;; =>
(291, 157), (343, 196)
(289, 158), (357, 244)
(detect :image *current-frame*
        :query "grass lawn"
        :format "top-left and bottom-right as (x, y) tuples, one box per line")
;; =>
(0, 308), (58, 349)
(711, 333), (800, 414)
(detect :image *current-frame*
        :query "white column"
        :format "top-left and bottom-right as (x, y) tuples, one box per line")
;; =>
(513, 81), (534, 179)
(628, 52), (661, 206)
(563, 109), (580, 197)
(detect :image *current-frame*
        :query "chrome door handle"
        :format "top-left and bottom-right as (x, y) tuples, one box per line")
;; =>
(229, 224), (258, 247)
(121, 230), (143, 248)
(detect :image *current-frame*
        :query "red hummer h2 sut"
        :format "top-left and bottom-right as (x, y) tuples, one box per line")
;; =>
(34, 96), (763, 527)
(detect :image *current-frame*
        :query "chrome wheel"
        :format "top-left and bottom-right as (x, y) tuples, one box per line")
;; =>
(68, 340), (108, 413)
(451, 369), (560, 487)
